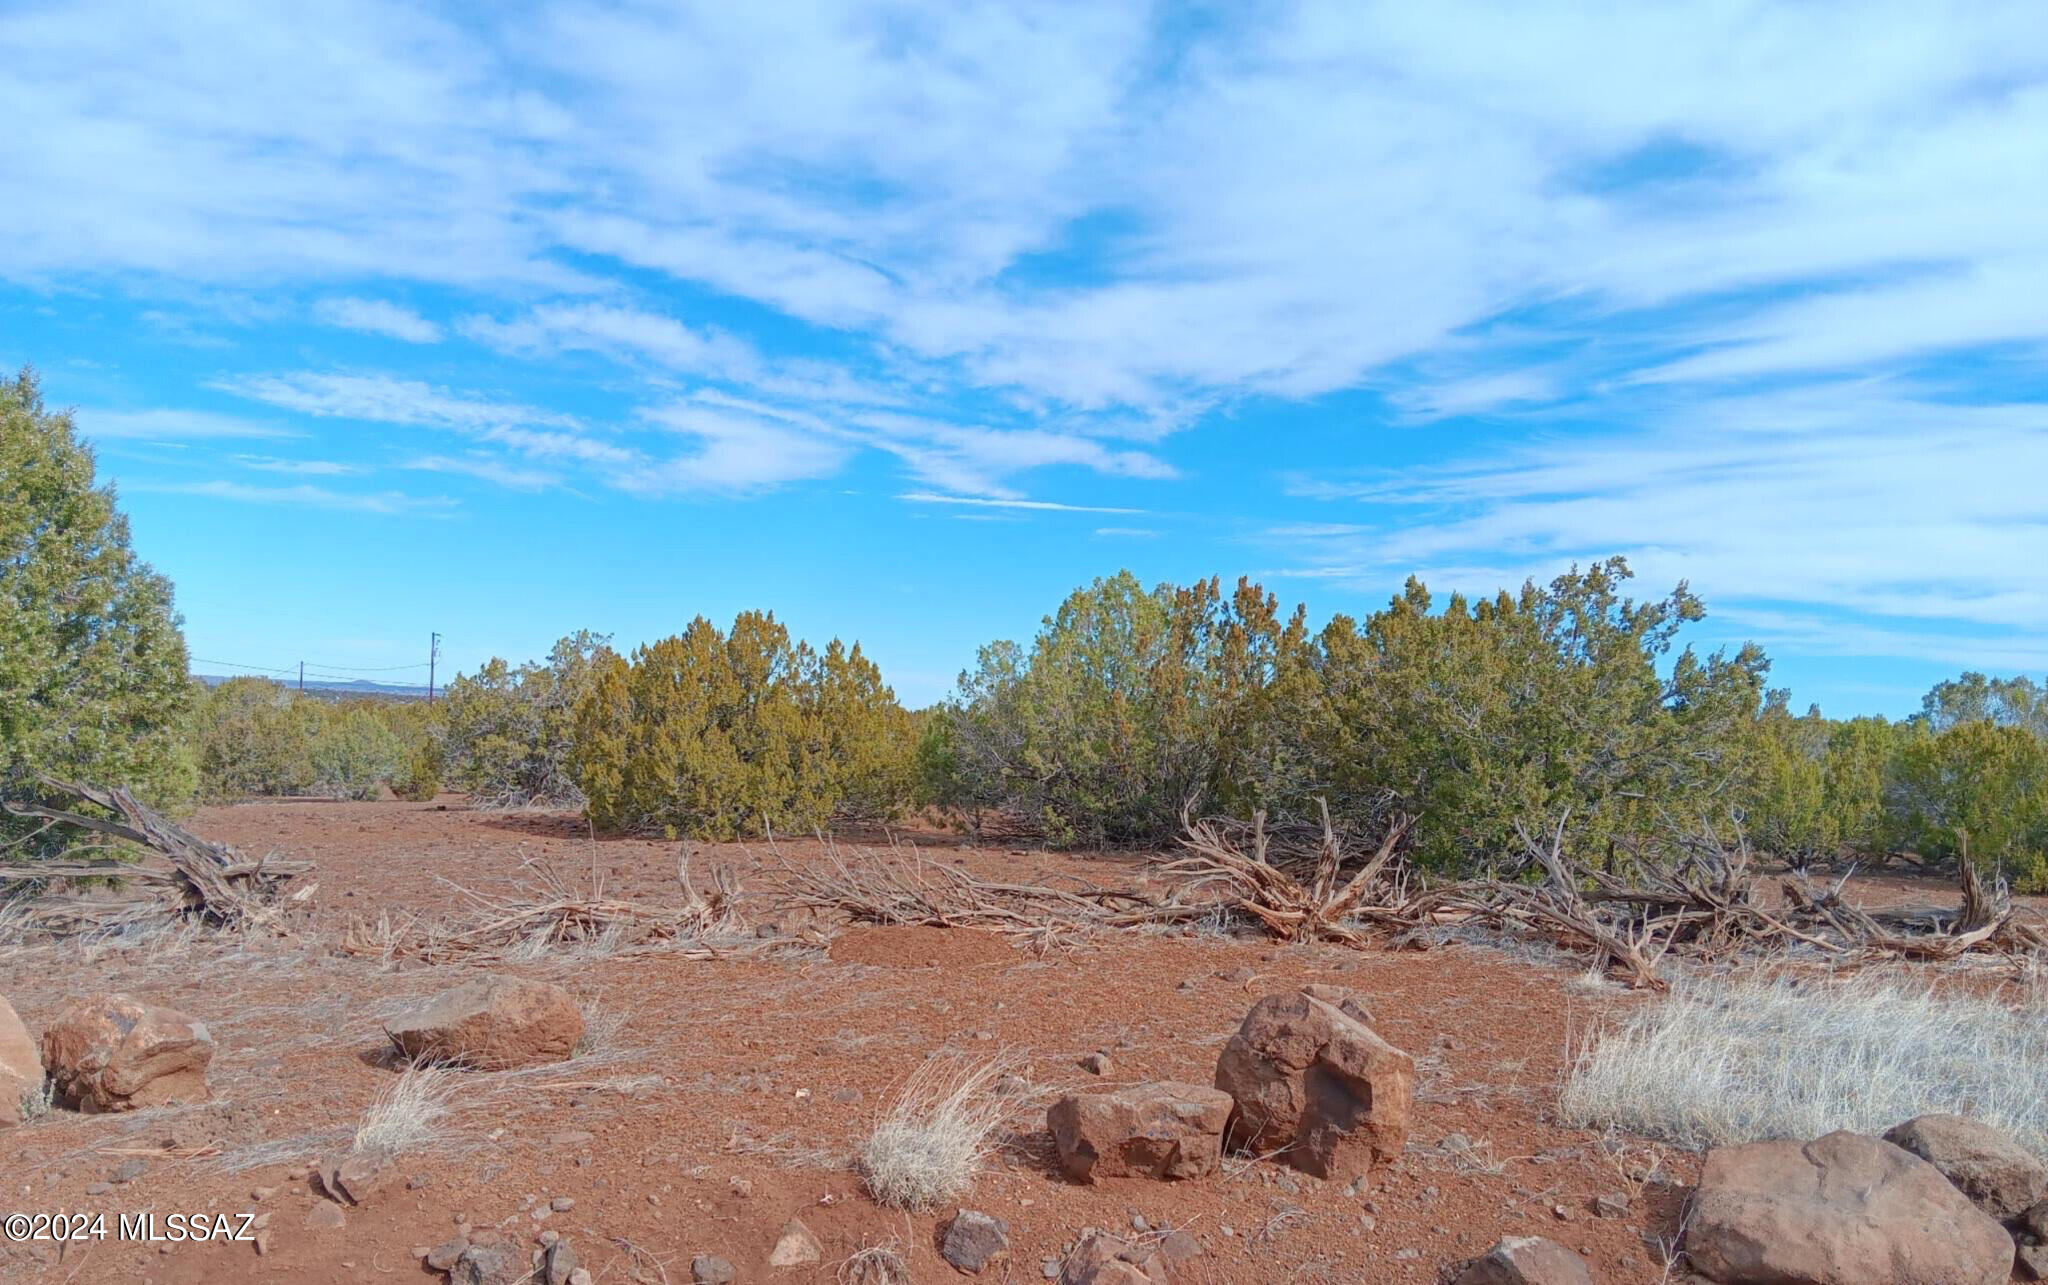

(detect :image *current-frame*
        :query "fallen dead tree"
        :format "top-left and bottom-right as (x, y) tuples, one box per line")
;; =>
(0, 776), (316, 934)
(1160, 803), (2048, 988)
(342, 850), (746, 964)
(760, 837), (1211, 943)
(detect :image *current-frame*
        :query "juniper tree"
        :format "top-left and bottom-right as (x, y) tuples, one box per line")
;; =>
(1, 368), (193, 854)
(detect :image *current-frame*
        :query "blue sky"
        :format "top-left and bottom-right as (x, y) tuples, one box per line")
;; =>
(3, 1), (2044, 713)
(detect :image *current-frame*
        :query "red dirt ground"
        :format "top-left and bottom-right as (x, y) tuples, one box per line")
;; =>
(2, 798), (2019, 1284)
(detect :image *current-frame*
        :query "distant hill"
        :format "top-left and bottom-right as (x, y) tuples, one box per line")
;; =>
(194, 673), (435, 702)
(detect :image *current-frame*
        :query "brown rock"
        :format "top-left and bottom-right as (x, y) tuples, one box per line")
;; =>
(2019, 1242), (2048, 1283)
(1049, 1081), (1233, 1183)
(320, 1150), (398, 1205)
(1684, 1131), (2012, 1285)
(1, 994), (40, 1086)
(1883, 1113), (2048, 1223)
(1059, 1231), (1169, 1285)
(453, 1235), (528, 1285)
(302, 1202), (346, 1231)
(40, 993), (213, 1112)
(1212, 984), (1413, 1181)
(691, 1255), (737, 1284)
(1449, 1236), (1595, 1285)
(425, 1236), (470, 1271)
(543, 1239), (581, 1285)
(385, 976), (582, 1071)
(941, 1209), (1010, 1273)
(769, 1217), (822, 1268)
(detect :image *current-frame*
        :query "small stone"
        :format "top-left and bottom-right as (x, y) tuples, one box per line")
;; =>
(251, 1186), (275, 1202)
(551, 1195), (574, 1212)
(941, 1209), (1010, 1274)
(543, 1240), (581, 1285)
(2017, 1242), (2048, 1282)
(85, 1182), (112, 1196)
(426, 1238), (470, 1271)
(690, 1255), (737, 1285)
(1159, 1231), (1201, 1261)
(1041, 1259), (1061, 1279)
(769, 1217), (822, 1268)
(569, 1272), (592, 1285)
(111, 1159), (147, 1183)
(1081, 1051), (1111, 1075)
(538, 1229), (560, 1247)
(303, 1202), (346, 1231)
(831, 1086), (862, 1104)
(1592, 1193), (1628, 1219)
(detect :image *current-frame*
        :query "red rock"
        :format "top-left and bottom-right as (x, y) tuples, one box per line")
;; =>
(1884, 1113), (2048, 1223)
(1685, 1131), (2012, 1285)
(1058, 1231), (1169, 1285)
(384, 976), (582, 1070)
(1212, 984), (1413, 1181)
(1450, 1236), (1595, 1285)
(1, 994), (41, 1127)
(1048, 1081), (1233, 1182)
(40, 993), (213, 1113)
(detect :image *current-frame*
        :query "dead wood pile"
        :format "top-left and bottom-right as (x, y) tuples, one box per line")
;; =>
(1163, 803), (2047, 989)
(0, 776), (316, 934)
(342, 851), (746, 964)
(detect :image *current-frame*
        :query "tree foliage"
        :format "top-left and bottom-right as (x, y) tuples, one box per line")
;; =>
(922, 559), (1770, 863)
(1, 368), (194, 854)
(573, 613), (912, 839)
(435, 631), (607, 807)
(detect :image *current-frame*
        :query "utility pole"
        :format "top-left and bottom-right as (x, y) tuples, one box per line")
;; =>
(298, 661), (304, 694)
(428, 632), (441, 702)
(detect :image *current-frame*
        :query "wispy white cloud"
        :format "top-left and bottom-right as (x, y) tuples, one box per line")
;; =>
(1267, 383), (2048, 643)
(231, 453), (364, 475)
(900, 492), (1143, 515)
(133, 479), (457, 515)
(76, 408), (290, 440)
(403, 453), (558, 491)
(314, 297), (443, 343)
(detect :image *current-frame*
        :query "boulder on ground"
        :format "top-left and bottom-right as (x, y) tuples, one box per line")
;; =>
(1448, 1236), (1594, 1285)
(40, 993), (212, 1113)
(1883, 1113), (2048, 1223)
(1059, 1230), (1169, 1285)
(1212, 984), (1413, 1181)
(1048, 1081), (1233, 1183)
(942, 1209), (1010, 1273)
(1, 995), (42, 1126)
(384, 976), (582, 1071)
(1684, 1131), (2012, 1285)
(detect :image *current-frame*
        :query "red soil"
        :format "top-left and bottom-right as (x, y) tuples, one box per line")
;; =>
(15, 797), (1989, 1284)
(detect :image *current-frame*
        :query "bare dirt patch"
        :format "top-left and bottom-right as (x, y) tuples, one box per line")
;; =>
(7, 798), (2033, 1284)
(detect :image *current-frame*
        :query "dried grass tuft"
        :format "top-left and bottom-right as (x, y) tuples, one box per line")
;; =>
(352, 1064), (457, 1157)
(859, 1055), (1013, 1212)
(1561, 970), (2048, 1154)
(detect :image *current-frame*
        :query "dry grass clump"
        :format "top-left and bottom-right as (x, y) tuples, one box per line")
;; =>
(1561, 970), (2048, 1154)
(352, 1064), (457, 1157)
(858, 1056), (1013, 1212)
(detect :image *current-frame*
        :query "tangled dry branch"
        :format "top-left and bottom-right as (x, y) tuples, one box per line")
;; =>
(0, 776), (316, 934)
(758, 837), (1210, 943)
(342, 849), (747, 964)
(1163, 801), (1419, 944)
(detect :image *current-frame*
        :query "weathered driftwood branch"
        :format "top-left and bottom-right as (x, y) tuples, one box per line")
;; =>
(1, 776), (316, 933)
